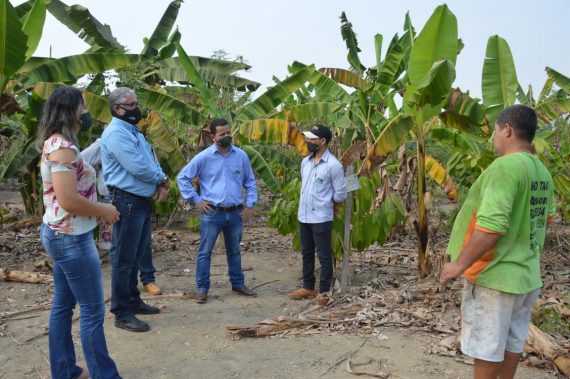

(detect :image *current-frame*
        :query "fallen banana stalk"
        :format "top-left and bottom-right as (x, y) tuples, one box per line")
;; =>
(0, 268), (52, 284)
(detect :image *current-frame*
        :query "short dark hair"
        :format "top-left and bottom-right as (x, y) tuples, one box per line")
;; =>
(496, 105), (537, 143)
(210, 118), (230, 134)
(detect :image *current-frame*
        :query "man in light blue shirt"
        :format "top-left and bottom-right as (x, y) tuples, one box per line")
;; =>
(83, 138), (163, 296)
(289, 124), (347, 300)
(177, 118), (258, 304)
(101, 87), (169, 333)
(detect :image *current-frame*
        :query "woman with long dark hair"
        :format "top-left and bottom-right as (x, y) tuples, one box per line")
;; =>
(38, 86), (122, 379)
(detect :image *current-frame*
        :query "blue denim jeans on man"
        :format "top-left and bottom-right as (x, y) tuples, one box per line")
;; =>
(40, 224), (121, 379)
(100, 195), (156, 286)
(109, 191), (152, 321)
(196, 209), (244, 290)
(137, 230), (156, 286)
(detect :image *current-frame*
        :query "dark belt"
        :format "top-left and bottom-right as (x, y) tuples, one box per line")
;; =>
(107, 186), (152, 201)
(211, 204), (243, 212)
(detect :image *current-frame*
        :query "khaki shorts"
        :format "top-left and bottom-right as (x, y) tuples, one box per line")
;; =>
(460, 280), (540, 362)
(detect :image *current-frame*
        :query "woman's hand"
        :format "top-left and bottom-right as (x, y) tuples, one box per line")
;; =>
(100, 203), (120, 224)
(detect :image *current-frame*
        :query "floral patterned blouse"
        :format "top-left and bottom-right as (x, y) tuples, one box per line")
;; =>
(41, 136), (97, 235)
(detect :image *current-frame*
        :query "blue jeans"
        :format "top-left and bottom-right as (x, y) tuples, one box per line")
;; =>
(101, 195), (156, 285)
(109, 191), (152, 320)
(40, 224), (121, 379)
(196, 209), (244, 290)
(138, 232), (156, 286)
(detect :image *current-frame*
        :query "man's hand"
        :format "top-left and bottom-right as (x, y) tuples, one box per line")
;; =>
(333, 201), (341, 217)
(439, 230), (501, 289)
(154, 186), (169, 203)
(162, 177), (171, 190)
(197, 200), (213, 214)
(241, 207), (254, 218)
(439, 261), (465, 289)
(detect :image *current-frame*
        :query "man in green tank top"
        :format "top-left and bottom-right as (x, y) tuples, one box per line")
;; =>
(440, 105), (555, 379)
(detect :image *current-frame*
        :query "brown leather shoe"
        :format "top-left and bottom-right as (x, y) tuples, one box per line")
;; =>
(196, 289), (208, 304)
(143, 282), (162, 296)
(232, 286), (258, 297)
(288, 288), (317, 300)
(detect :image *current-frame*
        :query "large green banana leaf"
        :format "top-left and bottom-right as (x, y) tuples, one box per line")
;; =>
(238, 65), (315, 121)
(15, 0), (33, 15)
(0, 0), (28, 92)
(21, 53), (139, 86)
(45, 0), (123, 51)
(246, 145), (298, 171)
(359, 114), (414, 176)
(67, 5), (124, 52)
(16, 56), (51, 74)
(157, 28), (181, 60)
(399, 15), (415, 68)
(142, 112), (187, 174)
(141, 0), (182, 59)
(482, 35), (518, 127)
(439, 88), (488, 131)
(535, 98), (570, 126)
(537, 76), (554, 104)
(19, 0), (46, 58)
(83, 90), (111, 123)
(32, 82), (112, 123)
(409, 59), (455, 108)
(429, 127), (481, 157)
(376, 34), (405, 96)
(408, 4), (457, 85)
(374, 34), (383, 72)
(156, 56), (252, 75)
(153, 67), (260, 91)
(241, 145), (280, 194)
(319, 67), (366, 89)
(0, 135), (37, 178)
(290, 62), (350, 103)
(85, 73), (105, 95)
(515, 84), (534, 107)
(270, 102), (343, 122)
(545, 67), (570, 93)
(136, 86), (203, 127)
(174, 42), (218, 117)
(339, 12), (365, 74)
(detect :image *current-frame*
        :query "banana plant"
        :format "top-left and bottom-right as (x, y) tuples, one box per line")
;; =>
(481, 36), (570, 220)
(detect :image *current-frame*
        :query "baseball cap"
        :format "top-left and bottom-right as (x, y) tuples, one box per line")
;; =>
(302, 124), (332, 143)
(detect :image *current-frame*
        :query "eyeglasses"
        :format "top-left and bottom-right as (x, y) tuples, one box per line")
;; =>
(116, 102), (138, 108)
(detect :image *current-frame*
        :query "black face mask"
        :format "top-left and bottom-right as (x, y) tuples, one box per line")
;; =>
(79, 112), (92, 131)
(114, 106), (142, 125)
(217, 135), (232, 148)
(307, 142), (321, 154)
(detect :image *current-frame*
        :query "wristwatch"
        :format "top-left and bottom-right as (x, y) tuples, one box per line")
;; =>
(160, 175), (168, 186)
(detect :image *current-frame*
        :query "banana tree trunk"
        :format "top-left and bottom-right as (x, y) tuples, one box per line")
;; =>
(415, 139), (431, 278)
(19, 162), (42, 217)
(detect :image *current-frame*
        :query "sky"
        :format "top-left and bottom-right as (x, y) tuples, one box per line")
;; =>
(14, 0), (570, 99)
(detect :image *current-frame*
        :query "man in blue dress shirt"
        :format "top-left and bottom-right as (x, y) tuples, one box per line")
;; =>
(289, 125), (347, 300)
(101, 87), (170, 332)
(177, 118), (258, 304)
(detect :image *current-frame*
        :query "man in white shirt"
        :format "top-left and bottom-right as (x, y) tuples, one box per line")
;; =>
(289, 125), (347, 300)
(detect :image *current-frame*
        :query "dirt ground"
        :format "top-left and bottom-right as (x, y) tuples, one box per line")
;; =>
(0, 188), (565, 379)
